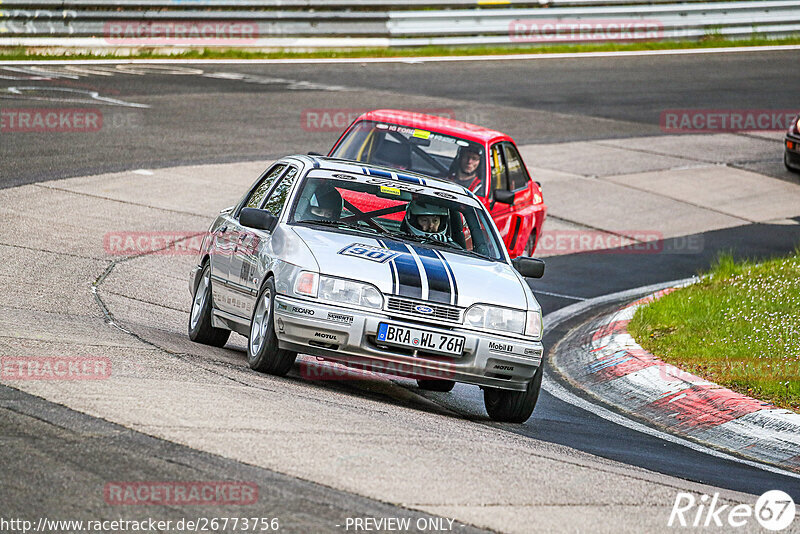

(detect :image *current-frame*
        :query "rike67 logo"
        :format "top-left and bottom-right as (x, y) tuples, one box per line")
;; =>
(669, 490), (795, 531)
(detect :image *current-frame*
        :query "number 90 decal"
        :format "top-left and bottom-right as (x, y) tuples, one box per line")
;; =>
(339, 243), (399, 263)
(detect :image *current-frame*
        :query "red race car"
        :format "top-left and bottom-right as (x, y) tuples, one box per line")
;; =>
(328, 109), (546, 258)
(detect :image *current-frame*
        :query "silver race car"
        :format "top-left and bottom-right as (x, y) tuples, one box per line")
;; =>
(188, 155), (546, 422)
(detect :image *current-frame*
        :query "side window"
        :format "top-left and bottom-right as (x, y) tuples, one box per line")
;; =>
(503, 143), (530, 191)
(263, 166), (299, 217)
(490, 144), (508, 191)
(243, 164), (286, 210)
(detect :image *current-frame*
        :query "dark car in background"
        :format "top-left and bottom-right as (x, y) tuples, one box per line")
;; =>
(786, 114), (800, 173)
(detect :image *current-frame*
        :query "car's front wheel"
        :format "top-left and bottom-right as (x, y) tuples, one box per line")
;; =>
(188, 263), (231, 347)
(248, 277), (297, 376)
(417, 379), (456, 392)
(483, 364), (543, 423)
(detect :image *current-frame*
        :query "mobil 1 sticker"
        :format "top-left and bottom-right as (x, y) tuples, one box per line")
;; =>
(339, 243), (399, 263)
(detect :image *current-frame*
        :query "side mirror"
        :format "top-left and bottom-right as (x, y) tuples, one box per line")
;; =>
(240, 208), (278, 232)
(512, 257), (545, 279)
(494, 189), (515, 205)
(307, 151), (324, 156)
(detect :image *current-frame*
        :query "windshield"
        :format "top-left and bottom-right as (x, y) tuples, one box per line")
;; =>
(329, 120), (487, 197)
(288, 174), (505, 261)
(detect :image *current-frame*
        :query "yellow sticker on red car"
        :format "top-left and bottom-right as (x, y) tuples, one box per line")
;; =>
(412, 129), (431, 139)
(380, 185), (402, 196)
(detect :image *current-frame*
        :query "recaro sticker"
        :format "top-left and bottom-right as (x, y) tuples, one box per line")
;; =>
(380, 185), (402, 196)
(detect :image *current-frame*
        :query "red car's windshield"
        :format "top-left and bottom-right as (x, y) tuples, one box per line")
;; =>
(329, 120), (487, 196)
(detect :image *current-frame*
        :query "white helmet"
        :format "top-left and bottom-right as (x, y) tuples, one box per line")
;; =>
(404, 200), (449, 242)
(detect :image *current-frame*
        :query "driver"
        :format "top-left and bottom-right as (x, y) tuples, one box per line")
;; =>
(299, 183), (343, 221)
(448, 146), (485, 196)
(404, 200), (451, 243)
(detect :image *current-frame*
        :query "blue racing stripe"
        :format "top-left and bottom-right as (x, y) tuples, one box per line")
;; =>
(397, 174), (427, 186)
(409, 245), (452, 305)
(433, 249), (459, 306)
(367, 169), (393, 179)
(381, 240), (422, 299)
(376, 240), (399, 294)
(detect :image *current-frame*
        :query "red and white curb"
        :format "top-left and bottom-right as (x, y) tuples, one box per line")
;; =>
(552, 285), (800, 475)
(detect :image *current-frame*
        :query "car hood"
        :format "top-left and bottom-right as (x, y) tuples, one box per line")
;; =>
(291, 225), (529, 310)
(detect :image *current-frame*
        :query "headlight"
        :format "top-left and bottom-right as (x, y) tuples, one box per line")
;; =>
(525, 310), (543, 340)
(794, 116), (800, 134)
(318, 276), (383, 309)
(464, 304), (526, 335)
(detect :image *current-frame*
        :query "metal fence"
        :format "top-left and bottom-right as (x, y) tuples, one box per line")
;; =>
(1, 0), (799, 48)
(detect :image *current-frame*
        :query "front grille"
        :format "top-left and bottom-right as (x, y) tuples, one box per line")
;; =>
(386, 297), (461, 322)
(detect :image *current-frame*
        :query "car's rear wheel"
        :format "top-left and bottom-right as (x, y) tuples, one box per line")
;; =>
(188, 263), (230, 347)
(483, 364), (543, 423)
(416, 379), (456, 392)
(248, 277), (297, 376)
(523, 229), (537, 257)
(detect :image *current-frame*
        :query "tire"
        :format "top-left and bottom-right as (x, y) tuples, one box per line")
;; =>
(248, 277), (297, 376)
(484, 364), (543, 423)
(188, 263), (231, 348)
(417, 379), (456, 392)
(523, 229), (537, 257)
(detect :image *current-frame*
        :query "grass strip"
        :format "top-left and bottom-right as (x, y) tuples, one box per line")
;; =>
(1, 36), (800, 61)
(629, 250), (800, 412)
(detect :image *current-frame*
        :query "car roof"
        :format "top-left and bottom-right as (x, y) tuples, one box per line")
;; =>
(357, 109), (507, 144)
(290, 155), (475, 198)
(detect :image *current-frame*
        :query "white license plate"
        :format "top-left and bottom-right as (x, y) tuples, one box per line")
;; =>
(376, 323), (464, 356)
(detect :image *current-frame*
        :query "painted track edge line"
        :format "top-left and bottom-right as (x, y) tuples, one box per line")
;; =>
(542, 277), (800, 482)
(1, 44), (800, 66)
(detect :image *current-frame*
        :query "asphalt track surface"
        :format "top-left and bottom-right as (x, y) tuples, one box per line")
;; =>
(2, 49), (800, 187)
(2, 49), (800, 528)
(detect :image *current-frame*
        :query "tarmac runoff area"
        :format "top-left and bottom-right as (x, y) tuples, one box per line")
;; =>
(1, 132), (800, 532)
(551, 287), (800, 476)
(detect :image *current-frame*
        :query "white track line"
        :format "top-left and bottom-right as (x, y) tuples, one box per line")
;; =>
(542, 278), (800, 482)
(1, 45), (799, 66)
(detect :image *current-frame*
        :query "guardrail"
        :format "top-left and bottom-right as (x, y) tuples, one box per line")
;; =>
(4, 0), (781, 7)
(1, 0), (798, 48)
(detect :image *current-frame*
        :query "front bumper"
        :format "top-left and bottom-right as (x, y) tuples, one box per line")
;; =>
(273, 295), (544, 391)
(786, 134), (800, 171)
